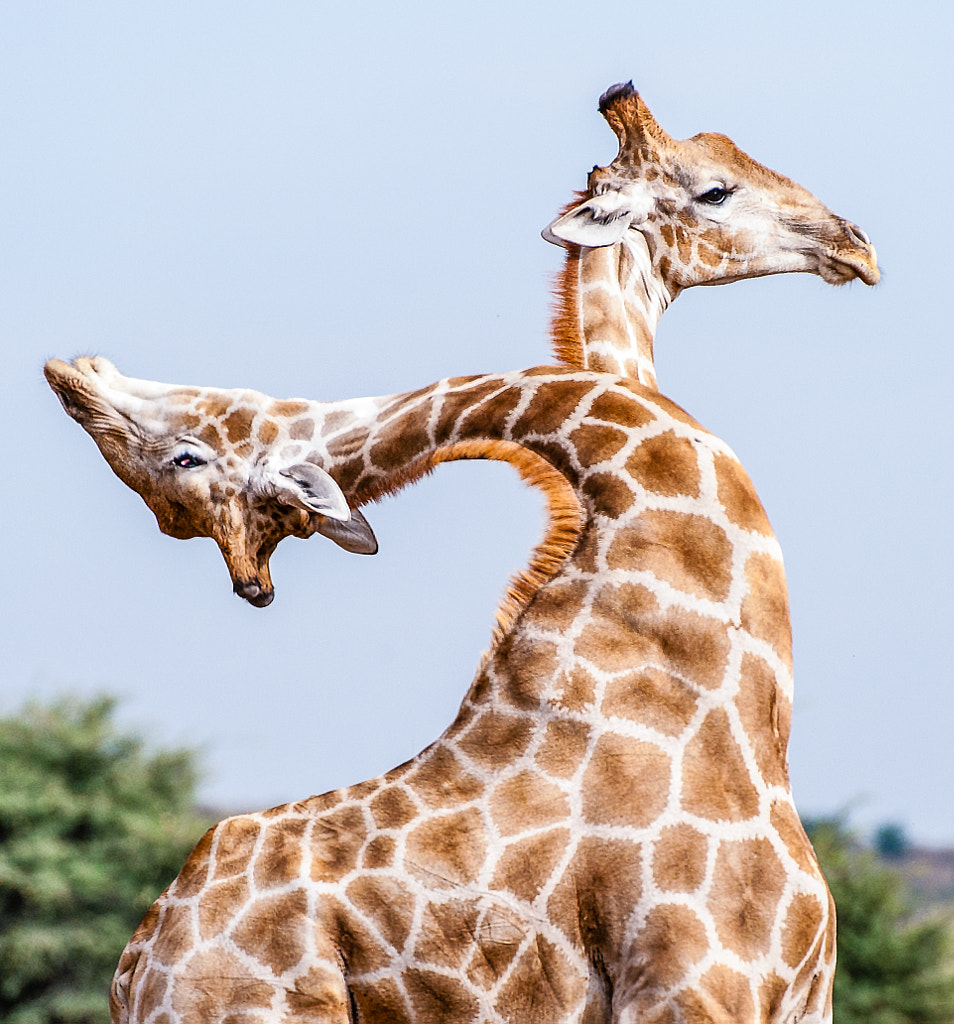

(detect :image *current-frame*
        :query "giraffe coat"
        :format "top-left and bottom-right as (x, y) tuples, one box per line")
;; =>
(47, 357), (835, 1023)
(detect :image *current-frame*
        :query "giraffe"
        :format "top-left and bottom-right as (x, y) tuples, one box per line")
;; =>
(543, 82), (879, 388)
(48, 355), (838, 1022)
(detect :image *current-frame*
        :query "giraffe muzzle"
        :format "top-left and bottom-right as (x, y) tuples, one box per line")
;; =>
(232, 579), (275, 607)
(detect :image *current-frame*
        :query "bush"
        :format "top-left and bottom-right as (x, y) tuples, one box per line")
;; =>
(0, 696), (210, 1024)
(808, 817), (954, 1024)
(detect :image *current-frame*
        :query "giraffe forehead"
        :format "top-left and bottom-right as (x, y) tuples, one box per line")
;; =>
(685, 132), (798, 192)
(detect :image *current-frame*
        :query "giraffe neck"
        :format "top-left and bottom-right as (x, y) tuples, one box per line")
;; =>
(552, 232), (673, 390)
(113, 368), (832, 1024)
(312, 370), (792, 713)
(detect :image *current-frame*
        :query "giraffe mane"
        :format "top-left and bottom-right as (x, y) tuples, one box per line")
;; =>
(548, 191), (589, 370)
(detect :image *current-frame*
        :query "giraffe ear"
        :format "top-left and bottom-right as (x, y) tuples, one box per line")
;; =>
(270, 461), (378, 554)
(274, 462), (351, 520)
(316, 508), (378, 555)
(542, 189), (648, 248)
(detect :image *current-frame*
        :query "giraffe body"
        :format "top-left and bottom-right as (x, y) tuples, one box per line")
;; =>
(545, 83), (879, 389)
(48, 358), (833, 1023)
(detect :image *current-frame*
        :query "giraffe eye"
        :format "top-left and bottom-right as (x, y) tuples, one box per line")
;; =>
(172, 452), (205, 469)
(697, 186), (731, 206)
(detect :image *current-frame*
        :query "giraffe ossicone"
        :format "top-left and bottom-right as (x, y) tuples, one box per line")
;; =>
(48, 356), (838, 1022)
(545, 81), (879, 388)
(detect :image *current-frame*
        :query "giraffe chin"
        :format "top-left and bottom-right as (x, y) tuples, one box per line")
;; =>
(232, 580), (275, 607)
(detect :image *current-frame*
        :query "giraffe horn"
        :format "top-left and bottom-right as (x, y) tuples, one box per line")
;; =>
(597, 81), (671, 165)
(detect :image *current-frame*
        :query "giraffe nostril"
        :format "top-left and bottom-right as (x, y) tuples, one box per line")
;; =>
(845, 221), (871, 246)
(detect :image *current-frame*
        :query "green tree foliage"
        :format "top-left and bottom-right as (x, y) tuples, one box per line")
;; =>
(808, 817), (954, 1024)
(0, 696), (210, 1024)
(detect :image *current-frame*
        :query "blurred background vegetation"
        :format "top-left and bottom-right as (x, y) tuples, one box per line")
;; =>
(0, 696), (210, 1024)
(1, 695), (952, 1023)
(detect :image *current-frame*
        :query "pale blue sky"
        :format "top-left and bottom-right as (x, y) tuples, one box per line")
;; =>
(4, 2), (952, 844)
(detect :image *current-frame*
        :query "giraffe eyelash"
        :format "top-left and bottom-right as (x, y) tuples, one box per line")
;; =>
(171, 452), (206, 469)
(695, 185), (735, 206)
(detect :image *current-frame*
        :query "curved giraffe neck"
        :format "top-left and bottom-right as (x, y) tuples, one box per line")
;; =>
(551, 232), (672, 390)
(112, 367), (833, 1024)
(316, 368), (791, 711)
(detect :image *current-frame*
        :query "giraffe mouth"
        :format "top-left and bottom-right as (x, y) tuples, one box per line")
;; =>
(821, 250), (880, 286)
(232, 579), (275, 607)
(44, 357), (99, 420)
(819, 220), (880, 286)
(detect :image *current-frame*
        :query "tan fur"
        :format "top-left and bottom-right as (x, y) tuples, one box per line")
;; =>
(545, 86), (879, 391)
(46, 362), (838, 1023)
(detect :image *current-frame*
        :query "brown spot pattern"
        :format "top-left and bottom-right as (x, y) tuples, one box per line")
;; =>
(406, 745), (483, 808)
(346, 875), (415, 952)
(626, 430), (700, 497)
(405, 968), (479, 1021)
(271, 400), (309, 417)
(652, 824), (709, 892)
(512, 380), (594, 436)
(195, 395), (230, 418)
(625, 904), (708, 989)
(551, 665), (598, 712)
(678, 964), (756, 1022)
(457, 711), (533, 768)
(370, 407), (430, 472)
(369, 787), (417, 830)
(714, 452), (772, 535)
(253, 818), (307, 888)
(603, 668), (698, 736)
(197, 876), (249, 940)
(496, 936), (588, 1023)
(210, 818), (258, 882)
(735, 653), (791, 787)
(257, 419), (279, 444)
(582, 470), (635, 517)
(406, 808), (486, 886)
(521, 578), (588, 632)
(173, 950), (274, 1024)
(310, 807), (366, 883)
(740, 552), (792, 668)
(489, 770), (569, 836)
(534, 718), (591, 778)
(491, 828), (570, 902)
(351, 978), (413, 1024)
(452, 385), (523, 440)
(588, 390), (655, 428)
(413, 899), (481, 969)
(709, 838), (787, 960)
(606, 511), (732, 601)
(681, 708), (761, 822)
(231, 888), (308, 975)
(360, 834), (395, 869)
(151, 903), (195, 965)
(781, 893), (825, 969)
(172, 828), (214, 896)
(770, 801), (818, 875)
(289, 417), (315, 440)
(582, 733), (671, 827)
(548, 837), (643, 951)
(223, 407), (254, 444)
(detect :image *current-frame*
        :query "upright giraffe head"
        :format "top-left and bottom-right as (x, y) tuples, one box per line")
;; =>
(544, 83), (879, 385)
(45, 356), (377, 606)
(546, 82), (879, 289)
